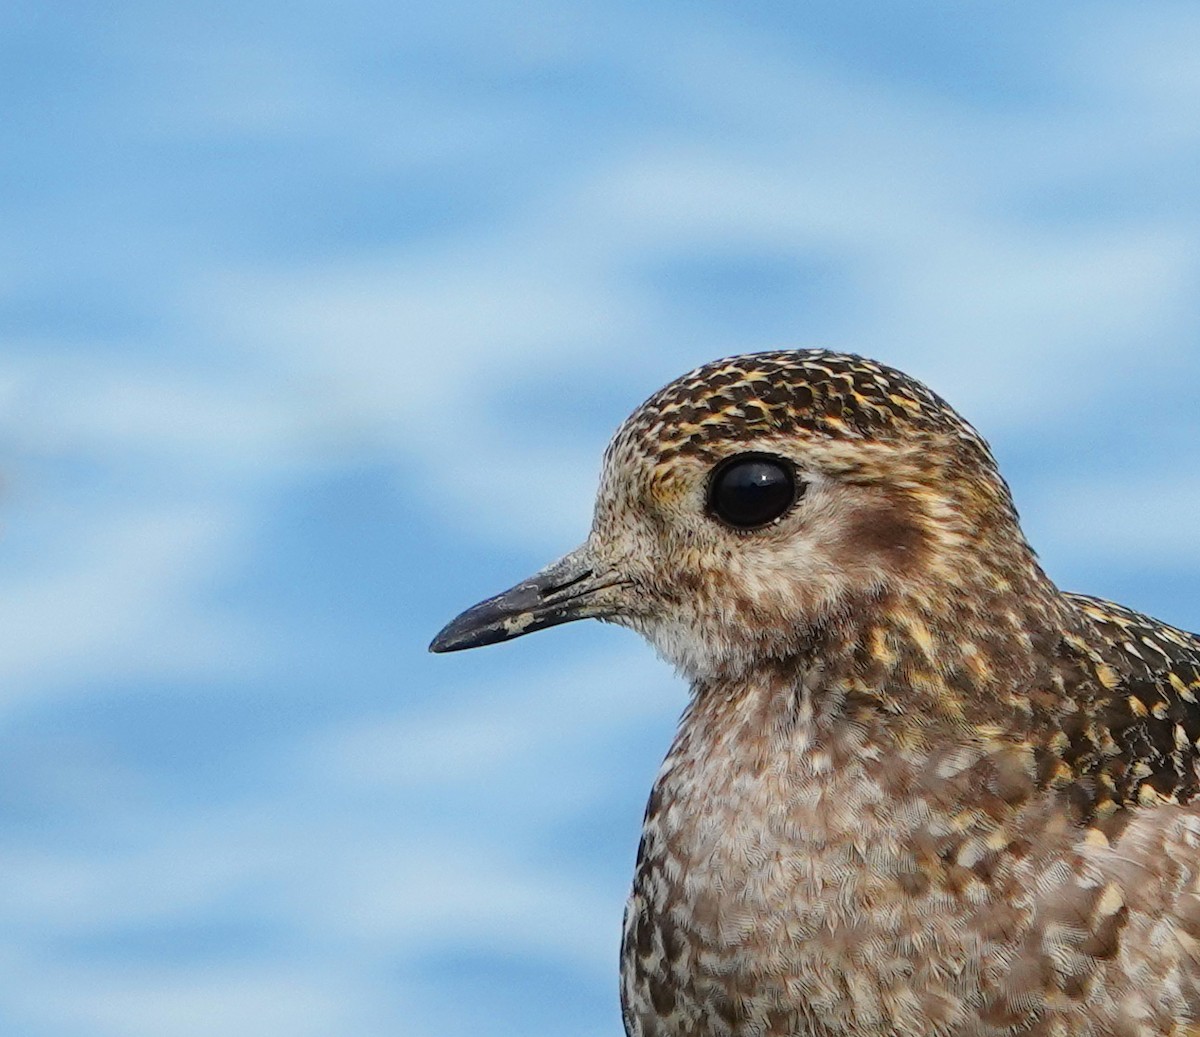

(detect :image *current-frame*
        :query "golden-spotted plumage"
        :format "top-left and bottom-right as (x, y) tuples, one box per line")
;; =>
(431, 350), (1200, 1037)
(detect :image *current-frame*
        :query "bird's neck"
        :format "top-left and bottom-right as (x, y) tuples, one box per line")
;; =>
(693, 539), (1081, 754)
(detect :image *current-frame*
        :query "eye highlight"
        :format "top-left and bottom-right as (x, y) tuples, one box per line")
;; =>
(707, 453), (801, 529)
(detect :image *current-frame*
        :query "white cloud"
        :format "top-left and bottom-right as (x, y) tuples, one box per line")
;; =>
(319, 643), (673, 789)
(0, 501), (253, 701)
(9, 961), (377, 1037)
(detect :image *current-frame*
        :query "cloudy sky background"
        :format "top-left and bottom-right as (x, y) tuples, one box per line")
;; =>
(2, 2), (1200, 1035)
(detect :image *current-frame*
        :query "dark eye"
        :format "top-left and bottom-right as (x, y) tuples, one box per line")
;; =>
(708, 454), (800, 529)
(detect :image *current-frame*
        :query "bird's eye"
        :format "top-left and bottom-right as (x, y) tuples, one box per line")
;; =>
(707, 454), (800, 529)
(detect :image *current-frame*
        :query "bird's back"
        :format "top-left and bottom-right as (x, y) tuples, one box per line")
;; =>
(1057, 593), (1200, 813)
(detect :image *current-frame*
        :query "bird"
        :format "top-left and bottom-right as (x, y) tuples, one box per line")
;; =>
(430, 350), (1200, 1037)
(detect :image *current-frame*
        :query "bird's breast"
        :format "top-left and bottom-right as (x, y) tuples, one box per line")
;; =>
(618, 701), (1020, 1037)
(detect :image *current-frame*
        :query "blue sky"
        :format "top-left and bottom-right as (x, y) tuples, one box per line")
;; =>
(2, 2), (1200, 1035)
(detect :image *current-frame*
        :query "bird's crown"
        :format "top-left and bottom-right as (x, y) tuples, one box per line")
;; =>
(614, 349), (991, 465)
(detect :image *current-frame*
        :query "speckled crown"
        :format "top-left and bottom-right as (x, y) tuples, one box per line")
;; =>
(621, 350), (991, 464)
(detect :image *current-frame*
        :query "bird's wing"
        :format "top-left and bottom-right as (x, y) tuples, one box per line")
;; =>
(1061, 593), (1200, 813)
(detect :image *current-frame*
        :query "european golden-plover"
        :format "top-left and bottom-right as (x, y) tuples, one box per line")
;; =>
(431, 350), (1200, 1037)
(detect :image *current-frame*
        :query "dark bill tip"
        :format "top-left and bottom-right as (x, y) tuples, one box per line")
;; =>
(428, 586), (566, 653)
(429, 551), (621, 653)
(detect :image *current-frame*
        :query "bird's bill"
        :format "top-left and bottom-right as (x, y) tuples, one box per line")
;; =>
(428, 546), (625, 653)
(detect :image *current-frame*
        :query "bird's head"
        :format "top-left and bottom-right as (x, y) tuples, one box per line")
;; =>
(431, 351), (1043, 687)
